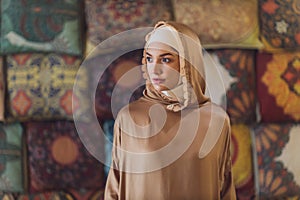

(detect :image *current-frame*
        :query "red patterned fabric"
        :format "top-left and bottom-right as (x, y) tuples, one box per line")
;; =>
(84, 0), (173, 55)
(67, 188), (104, 200)
(259, 0), (300, 52)
(253, 123), (300, 198)
(87, 50), (145, 120)
(26, 121), (105, 192)
(256, 52), (300, 122)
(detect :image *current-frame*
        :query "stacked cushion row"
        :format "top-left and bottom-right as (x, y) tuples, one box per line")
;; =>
(0, 0), (299, 199)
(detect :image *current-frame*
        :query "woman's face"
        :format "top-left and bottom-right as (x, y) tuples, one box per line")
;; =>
(145, 42), (180, 92)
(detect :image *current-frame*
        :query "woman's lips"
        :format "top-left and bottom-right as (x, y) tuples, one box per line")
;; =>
(152, 78), (165, 84)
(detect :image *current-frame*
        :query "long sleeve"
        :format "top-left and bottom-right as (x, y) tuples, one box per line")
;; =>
(220, 125), (237, 200)
(104, 120), (122, 200)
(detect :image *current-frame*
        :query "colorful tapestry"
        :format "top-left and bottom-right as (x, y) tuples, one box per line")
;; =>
(18, 191), (73, 200)
(230, 124), (255, 199)
(88, 50), (145, 120)
(204, 49), (257, 124)
(0, 58), (4, 121)
(0, 123), (24, 192)
(102, 120), (115, 178)
(84, 0), (173, 55)
(67, 188), (104, 200)
(256, 52), (300, 122)
(252, 123), (300, 198)
(173, 0), (262, 49)
(6, 53), (88, 121)
(26, 121), (105, 192)
(0, 0), (83, 55)
(259, 0), (300, 52)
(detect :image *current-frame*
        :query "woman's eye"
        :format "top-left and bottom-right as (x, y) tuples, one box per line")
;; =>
(146, 57), (153, 63)
(162, 58), (171, 63)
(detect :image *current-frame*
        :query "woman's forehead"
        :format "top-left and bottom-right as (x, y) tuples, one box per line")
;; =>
(146, 42), (178, 55)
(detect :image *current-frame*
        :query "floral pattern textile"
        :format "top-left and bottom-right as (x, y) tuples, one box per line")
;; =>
(0, 0), (83, 55)
(84, 0), (173, 55)
(0, 123), (24, 192)
(204, 49), (257, 124)
(6, 53), (88, 121)
(252, 123), (300, 198)
(256, 52), (300, 122)
(259, 0), (300, 52)
(231, 124), (255, 199)
(173, 0), (262, 49)
(26, 121), (105, 192)
(86, 50), (145, 120)
(0, 58), (4, 121)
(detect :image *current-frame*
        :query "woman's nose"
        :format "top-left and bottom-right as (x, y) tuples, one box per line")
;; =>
(153, 63), (163, 75)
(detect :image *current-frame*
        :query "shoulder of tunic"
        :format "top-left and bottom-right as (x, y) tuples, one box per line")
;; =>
(198, 102), (230, 158)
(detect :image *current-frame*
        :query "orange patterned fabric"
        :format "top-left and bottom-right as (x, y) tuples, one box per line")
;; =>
(257, 52), (300, 122)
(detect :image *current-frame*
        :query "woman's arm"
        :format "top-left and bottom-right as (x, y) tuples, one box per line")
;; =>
(104, 121), (122, 200)
(220, 125), (237, 200)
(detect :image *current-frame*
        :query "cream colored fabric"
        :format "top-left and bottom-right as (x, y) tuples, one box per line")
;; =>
(104, 21), (236, 200)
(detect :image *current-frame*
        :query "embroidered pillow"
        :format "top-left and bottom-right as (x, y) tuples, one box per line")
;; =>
(84, 0), (173, 55)
(0, 123), (25, 192)
(252, 123), (300, 198)
(231, 124), (255, 199)
(88, 50), (144, 120)
(204, 49), (257, 124)
(173, 0), (263, 49)
(256, 52), (300, 123)
(18, 191), (74, 200)
(67, 188), (105, 200)
(259, 0), (300, 52)
(0, 57), (4, 121)
(26, 121), (105, 192)
(6, 53), (88, 121)
(0, 0), (83, 55)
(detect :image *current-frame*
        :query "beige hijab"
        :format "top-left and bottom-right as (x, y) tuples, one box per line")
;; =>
(142, 21), (210, 111)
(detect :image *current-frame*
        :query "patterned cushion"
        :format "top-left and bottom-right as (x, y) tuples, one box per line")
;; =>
(88, 50), (145, 120)
(67, 188), (104, 200)
(18, 191), (74, 200)
(0, 123), (24, 192)
(6, 53), (88, 121)
(204, 49), (257, 124)
(0, 58), (4, 121)
(173, 0), (262, 49)
(259, 0), (300, 52)
(102, 120), (115, 178)
(256, 52), (300, 122)
(84, 0), (173, 55)
(252, 123), (300, 198)
(26, 121), (105, 192)
(231, 124), (255, 199)
(0, 0), (83, 55)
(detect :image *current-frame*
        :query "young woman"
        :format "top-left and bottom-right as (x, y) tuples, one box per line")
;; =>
(104, 21), (236, 200)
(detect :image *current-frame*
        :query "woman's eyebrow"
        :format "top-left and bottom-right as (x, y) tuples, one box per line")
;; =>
(146, 52), (175, 57)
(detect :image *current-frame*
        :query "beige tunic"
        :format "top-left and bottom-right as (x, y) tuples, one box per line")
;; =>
(104, 97), (236, 200)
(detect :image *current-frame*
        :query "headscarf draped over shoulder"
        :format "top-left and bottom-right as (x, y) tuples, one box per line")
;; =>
(142, 21), (210, 112)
